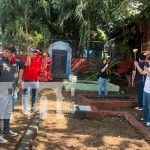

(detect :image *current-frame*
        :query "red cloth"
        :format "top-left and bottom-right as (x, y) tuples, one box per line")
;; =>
(10, 56), (16, 64)
(39, 57), (53, 81)
(24, 56), (42, 81)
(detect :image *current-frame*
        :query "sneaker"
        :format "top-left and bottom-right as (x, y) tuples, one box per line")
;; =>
(0, 135), (8, 143)
(139, 117), (145, 123)
(145, 122), (150, 128)
(31, 108), (36, 113)
(23, 110), (30, 115)
(135, 107), (143, 111)
(4, 130), (18, 137)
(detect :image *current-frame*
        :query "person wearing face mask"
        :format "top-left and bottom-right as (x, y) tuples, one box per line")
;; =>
(0, 45), (24, 143)
(97, 58), (109, 96)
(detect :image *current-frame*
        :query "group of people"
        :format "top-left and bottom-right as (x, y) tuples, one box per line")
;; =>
(132, 52), (150, 128)
(0, 45), (53, 143)
(97, 53), (150, 129)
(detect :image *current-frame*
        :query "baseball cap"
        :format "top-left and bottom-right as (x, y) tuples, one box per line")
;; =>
(30, 47), (39, 52)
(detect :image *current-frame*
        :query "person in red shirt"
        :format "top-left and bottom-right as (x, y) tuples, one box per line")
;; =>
(22, 46), (42, 114)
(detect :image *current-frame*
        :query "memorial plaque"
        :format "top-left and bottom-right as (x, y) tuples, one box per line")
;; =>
(52, 50), (67, 78)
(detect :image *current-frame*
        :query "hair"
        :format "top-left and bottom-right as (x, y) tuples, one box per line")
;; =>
(138, 53), (146, 60)
(3, 45), (16, 53)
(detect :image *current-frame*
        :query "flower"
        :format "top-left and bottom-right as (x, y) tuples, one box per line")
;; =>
(133, 49), (138, 60)
(133, 49), (138, 53)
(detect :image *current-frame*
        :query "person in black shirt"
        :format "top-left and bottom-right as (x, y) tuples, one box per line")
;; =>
(0, 45), (24, 143)
(132, 53), (147, 111)
(97, 58), (109, 96)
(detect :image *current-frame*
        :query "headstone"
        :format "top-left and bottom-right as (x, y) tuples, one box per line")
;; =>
(48, 41), (72, 78)
(52, 50), (67, 77)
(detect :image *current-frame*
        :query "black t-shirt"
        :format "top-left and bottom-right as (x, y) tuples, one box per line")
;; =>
(134, 62), (148, 81)
(0, 57), (25, 90)
(97, 64), (108, 79)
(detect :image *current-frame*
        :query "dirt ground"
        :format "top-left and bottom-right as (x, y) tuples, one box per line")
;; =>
(32, 90), (150, 150)
(0, 105), (35, 150)
(0, 89), (150, 150)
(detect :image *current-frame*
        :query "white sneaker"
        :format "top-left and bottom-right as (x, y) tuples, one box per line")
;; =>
(4, 130), (18, 137)
(145, 122), (150, 128)
(23, 110), (30, 115)
(0, 135), (8, 143)
(135, 107), (143, 111)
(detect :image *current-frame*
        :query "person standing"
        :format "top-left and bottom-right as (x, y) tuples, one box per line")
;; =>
(97, 58), (109, 96)
(134, 57), (150, 127)
(132, 53), (147, 110)
(0, 45), (24, 143)
(22, 46), (42, 114)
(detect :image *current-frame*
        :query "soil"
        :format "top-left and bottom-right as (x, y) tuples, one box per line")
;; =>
(0, 104), (35, 150)
(0, 88), (150, 150)
(32, 89), (150, 150)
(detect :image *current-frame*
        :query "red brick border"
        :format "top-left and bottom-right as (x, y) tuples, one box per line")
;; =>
(80, 97), (150, 142)
(82, 97), (137, 108)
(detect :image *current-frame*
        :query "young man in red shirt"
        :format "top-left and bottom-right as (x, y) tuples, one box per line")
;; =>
(22, 46), (42, 114)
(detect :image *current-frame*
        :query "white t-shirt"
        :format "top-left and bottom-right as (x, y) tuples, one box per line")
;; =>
(144, 67), (150, 93)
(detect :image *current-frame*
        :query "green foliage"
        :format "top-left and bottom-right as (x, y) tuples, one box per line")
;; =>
(0, 0), (150, 51)
(97, 28), (108, 41)
(83, 58), (120, 81)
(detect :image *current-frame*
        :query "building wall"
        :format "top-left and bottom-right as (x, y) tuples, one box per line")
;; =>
(142, 20), (150, 50)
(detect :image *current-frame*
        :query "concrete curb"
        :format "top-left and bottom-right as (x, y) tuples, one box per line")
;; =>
(17, 113), (40, 150)
(63, 90), (135, 99)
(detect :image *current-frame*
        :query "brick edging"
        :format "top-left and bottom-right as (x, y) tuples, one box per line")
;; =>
(80, 97), (150, 142)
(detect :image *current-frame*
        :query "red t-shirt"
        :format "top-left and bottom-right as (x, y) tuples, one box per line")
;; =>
(24, 56), (42, 81)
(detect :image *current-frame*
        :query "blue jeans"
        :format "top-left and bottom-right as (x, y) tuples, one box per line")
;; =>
(135, 80), (145, 108)
(22, 80), (39, 112)
(0, 119), (10, 134)
(143, 91), (150, 122)
(98, 77), (108, 96)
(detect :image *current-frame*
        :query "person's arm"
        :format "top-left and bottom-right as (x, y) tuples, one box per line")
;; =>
(25, 45), (32, 66)
(134, 61), (146, 75)
(25, 56), (31, 66)
(101, 64), (108, 72)
(18, 60), (25, 88)
(131, 70), (136, 87)
(18, 69), (24, 88)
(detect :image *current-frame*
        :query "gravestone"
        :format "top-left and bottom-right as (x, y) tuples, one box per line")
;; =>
(52, 50), (67, 77)
(48, 41), (72, 78)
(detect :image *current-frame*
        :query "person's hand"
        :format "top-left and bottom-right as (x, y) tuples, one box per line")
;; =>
(134, 61), (138, 67)
(132, 82), (135, 87)
(27, 45), (32, 52)
(18, 79), (23, 89)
